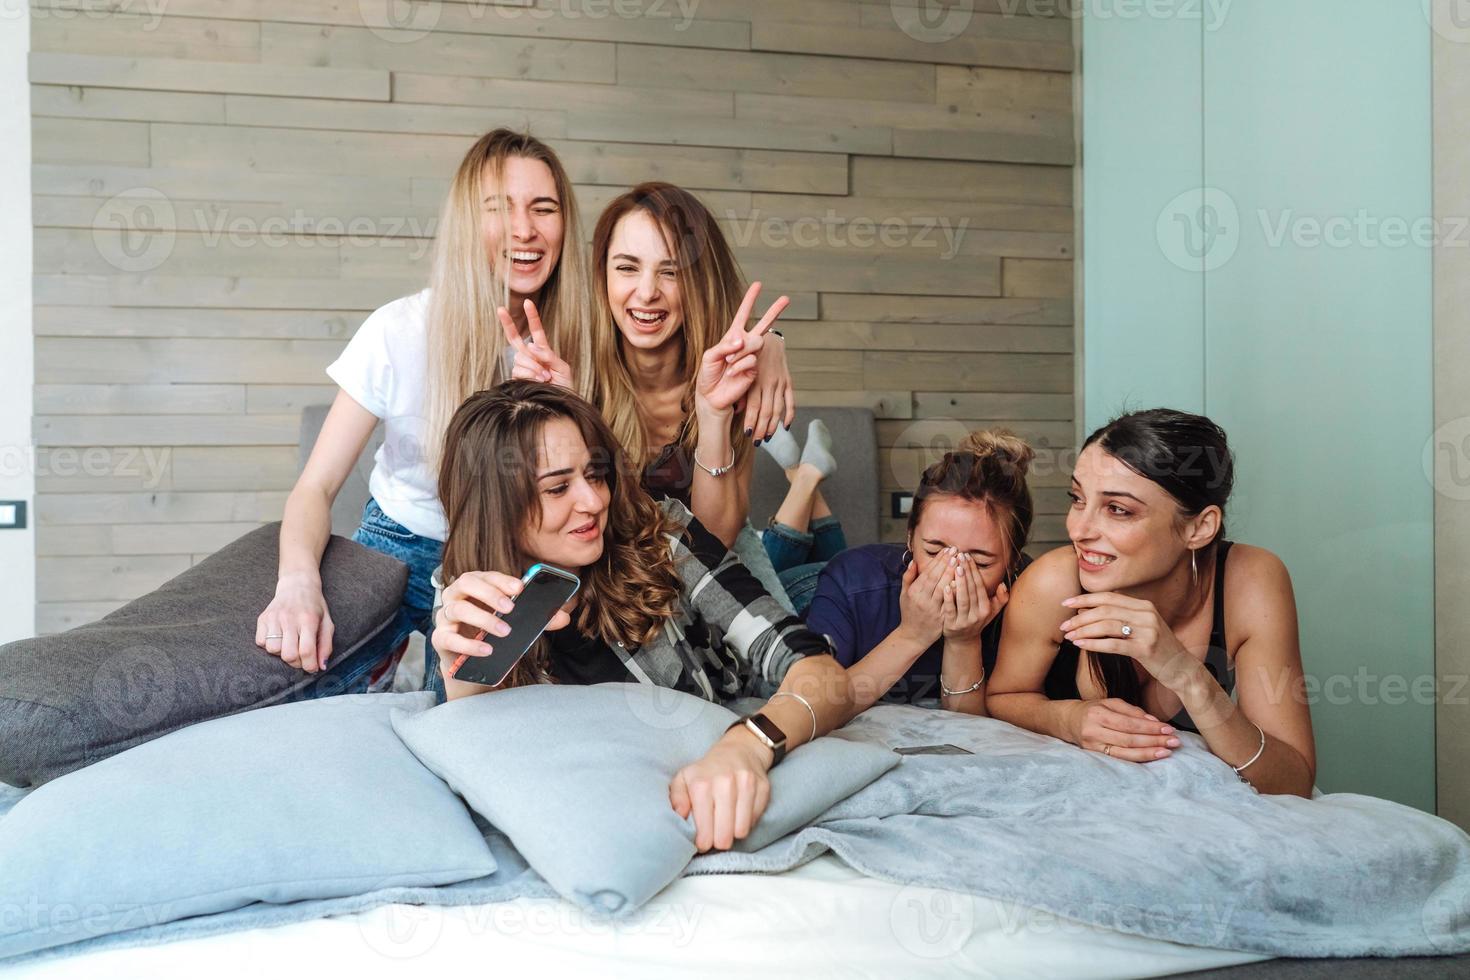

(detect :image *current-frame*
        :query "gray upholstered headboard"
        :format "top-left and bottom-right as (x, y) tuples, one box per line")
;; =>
(300, 404), (879, 547)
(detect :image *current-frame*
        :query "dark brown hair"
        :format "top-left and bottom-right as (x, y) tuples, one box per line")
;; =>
(437, 380), (683, 687)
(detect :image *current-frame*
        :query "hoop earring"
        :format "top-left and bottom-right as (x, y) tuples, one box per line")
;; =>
(1190, 548), (1198, 587)
(901, 549), (913, 567)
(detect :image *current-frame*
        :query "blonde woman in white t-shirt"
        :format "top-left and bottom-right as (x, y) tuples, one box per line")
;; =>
(253, 129), (596, 698)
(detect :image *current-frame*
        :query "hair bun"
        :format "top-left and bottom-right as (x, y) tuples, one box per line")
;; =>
(959, 428), (1035, 477)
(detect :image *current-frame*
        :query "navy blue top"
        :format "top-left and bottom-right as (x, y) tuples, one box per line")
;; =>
(804, 543), (1027, 704)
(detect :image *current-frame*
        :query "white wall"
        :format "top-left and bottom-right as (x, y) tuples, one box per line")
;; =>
(1, 5), (34, 642)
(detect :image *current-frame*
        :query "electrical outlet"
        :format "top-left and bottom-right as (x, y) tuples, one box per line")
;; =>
(890, 492), (914, 519)
(0, 501), (27, 529)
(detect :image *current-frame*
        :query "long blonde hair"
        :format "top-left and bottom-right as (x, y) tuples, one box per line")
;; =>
(588, 182), (752, 470)
(438, 381), (684, 687)
(425, 129), (594, 472)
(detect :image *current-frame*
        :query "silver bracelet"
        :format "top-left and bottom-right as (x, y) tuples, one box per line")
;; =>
(1231, 723), (1267, 780)
(940, 666), (986, 697)
(693, 447), (735, 478)
(769, 691), (817, 743)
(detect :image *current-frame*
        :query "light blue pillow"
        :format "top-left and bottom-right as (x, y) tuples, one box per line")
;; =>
(0, 692), (497, 962)
(390, 682), (898, 916)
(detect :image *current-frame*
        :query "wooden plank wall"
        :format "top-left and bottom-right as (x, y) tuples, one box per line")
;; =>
(29, 0), (1076, 633)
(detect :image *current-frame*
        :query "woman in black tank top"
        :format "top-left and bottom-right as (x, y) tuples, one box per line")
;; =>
(988, 410), (1317, 797)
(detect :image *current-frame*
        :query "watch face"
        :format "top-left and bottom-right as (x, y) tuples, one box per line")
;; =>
(749, 713), (787, 748)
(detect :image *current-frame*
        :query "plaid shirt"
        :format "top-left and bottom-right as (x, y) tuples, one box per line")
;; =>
(599, 498), (832, 701)
(431, 499), (832, 701)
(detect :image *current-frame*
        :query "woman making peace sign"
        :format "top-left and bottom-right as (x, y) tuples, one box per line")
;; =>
(504, 182), (795, 548)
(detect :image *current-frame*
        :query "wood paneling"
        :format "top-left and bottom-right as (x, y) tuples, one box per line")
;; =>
(30, 3), (1076, 627)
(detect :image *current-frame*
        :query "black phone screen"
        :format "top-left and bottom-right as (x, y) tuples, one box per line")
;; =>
(451, 567), (580, 687)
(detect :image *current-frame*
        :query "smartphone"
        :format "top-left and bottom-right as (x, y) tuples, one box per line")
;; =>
(448, 563), (581, 687)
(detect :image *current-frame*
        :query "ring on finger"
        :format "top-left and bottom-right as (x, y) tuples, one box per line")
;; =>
(1102, 744), (1113, 756)
(265, 633), (283, 640)
(1120, 624), (1134, 637)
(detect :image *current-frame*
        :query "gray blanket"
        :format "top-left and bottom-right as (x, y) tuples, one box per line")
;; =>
(2, 704), (1467, 967)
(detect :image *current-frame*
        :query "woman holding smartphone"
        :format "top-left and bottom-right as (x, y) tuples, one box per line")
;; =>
(253, 129), (594, 697)
(987, 409), (1317, 797)
(429, 381), (855, 852)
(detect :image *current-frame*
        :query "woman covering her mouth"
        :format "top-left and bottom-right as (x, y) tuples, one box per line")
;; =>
(987, 409), (1317, 797)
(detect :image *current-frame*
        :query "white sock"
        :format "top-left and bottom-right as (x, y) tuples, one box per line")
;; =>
(760, 423), (801, 469)
(800, 419), (837, 479)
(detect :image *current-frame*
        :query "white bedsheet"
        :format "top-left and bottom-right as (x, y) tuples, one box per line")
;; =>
(0, 856), (1268, 979)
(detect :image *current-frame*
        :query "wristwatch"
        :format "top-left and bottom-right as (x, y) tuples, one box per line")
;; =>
(726, 712), (788, 767)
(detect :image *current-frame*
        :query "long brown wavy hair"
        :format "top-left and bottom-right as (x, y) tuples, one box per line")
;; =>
(588, 182), (753, 471)
(437, 381), (683, 687)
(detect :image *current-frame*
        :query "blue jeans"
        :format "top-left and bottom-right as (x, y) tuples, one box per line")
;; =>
(763, 515), (846, 615)
(290, 498), (446, 704)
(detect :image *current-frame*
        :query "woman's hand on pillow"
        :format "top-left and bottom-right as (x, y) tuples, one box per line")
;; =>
(500, 299), (574, 390)
(430, 570), (573, 668)
(255, 573), (334, 674)
(669, 729), (772, 852)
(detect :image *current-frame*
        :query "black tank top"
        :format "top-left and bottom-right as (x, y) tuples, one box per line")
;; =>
(1044, 541), (1235, 734)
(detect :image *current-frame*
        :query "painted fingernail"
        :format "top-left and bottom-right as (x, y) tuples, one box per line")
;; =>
(744, 428), (753, 436)
(1064, 631), (1075, 640)
(1160, 725), (1175, 734)
(1060, 619), (1073, 630)
(1166, 738), (1181, 747)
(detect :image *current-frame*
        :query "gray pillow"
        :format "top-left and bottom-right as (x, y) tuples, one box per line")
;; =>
(390, 682), (898, 917)
(0, 523), (408, 788)
(0, 692), (496, 962)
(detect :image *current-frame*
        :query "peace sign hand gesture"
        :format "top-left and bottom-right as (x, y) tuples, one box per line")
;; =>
(696, 281), (789, 418)
(500, 298), (573, 390)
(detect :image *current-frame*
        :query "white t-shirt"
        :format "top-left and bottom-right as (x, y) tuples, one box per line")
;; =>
(326, 289), (448, 541)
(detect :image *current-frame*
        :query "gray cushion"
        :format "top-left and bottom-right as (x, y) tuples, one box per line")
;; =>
(390, 682), (899, 917)
(0, 523), (408, 788)
(748, 407), (879, 547)
(0, 692), (496, 962)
